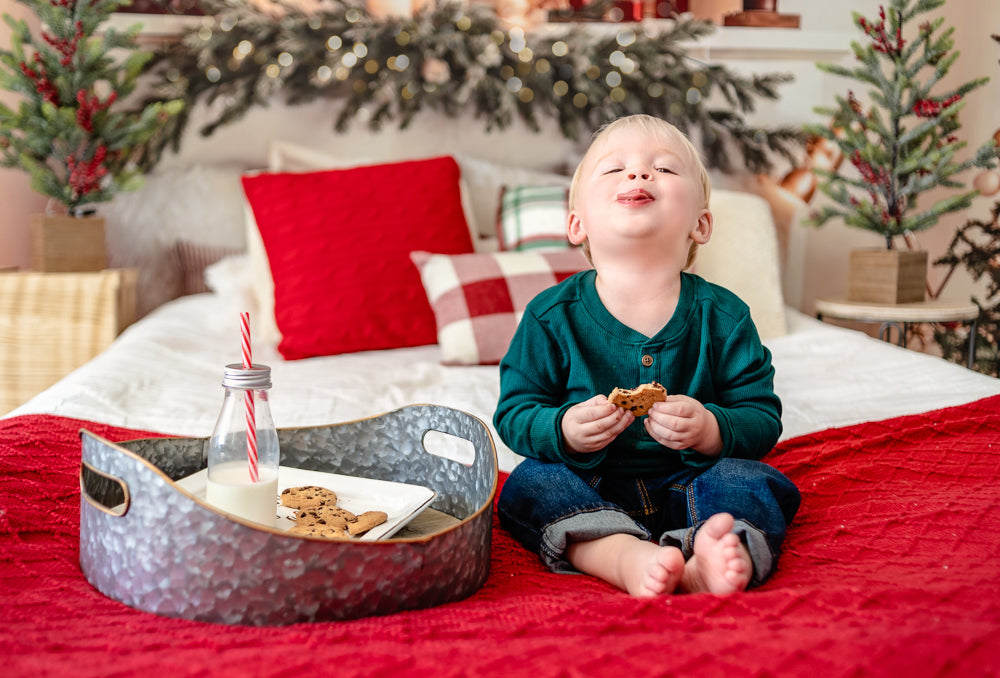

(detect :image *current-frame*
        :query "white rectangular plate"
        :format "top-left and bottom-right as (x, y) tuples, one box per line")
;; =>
(175, 466), (436, 541)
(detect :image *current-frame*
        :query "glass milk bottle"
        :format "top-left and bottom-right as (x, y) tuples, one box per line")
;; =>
(205, 363), (279, 526)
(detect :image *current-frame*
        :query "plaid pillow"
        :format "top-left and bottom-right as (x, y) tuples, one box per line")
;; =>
(496, 185), (571, 251)
(410, 249), (591, 365)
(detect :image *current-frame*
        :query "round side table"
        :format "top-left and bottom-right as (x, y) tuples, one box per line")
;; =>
(814, 298), (980, 370)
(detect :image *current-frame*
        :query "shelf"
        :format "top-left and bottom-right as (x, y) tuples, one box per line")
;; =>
(108, 12), (201, 38)
(109, 13), (852, 61)
(686, 26), (853, 60)
(531, 19), (851, 61)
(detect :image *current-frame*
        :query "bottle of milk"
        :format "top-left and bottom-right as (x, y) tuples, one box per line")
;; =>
(205, 363), (279, 527)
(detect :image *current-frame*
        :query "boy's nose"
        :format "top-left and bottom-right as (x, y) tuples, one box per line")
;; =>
(628, 171), (651, 180)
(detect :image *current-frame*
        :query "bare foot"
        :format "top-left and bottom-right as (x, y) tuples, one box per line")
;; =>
(567, 533), (685, 597)
(679, 513), (752, 595)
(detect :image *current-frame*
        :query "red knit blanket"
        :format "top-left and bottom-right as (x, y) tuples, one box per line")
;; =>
(3, 396), (1000, 678)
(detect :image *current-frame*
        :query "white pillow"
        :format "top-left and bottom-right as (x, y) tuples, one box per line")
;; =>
(242, 202), (281, 345)
(203, 253), (262, 333)
(697, 190), (788, 339)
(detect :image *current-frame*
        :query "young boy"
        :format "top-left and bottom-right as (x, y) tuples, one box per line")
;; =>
(493, 114), (800, 597)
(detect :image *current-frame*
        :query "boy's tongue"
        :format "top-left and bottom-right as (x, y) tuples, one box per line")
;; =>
(618, 189), (653, 204)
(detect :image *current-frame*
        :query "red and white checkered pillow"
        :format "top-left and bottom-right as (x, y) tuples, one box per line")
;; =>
(410, 249), (591, 365)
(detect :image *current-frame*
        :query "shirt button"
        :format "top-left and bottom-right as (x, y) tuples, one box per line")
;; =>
(641, 354), (654, 367)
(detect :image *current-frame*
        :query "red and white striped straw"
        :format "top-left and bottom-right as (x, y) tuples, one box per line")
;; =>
(240, 311), (252, 369)
(245, 392), (259, 482)
(240, 312), (259, 483)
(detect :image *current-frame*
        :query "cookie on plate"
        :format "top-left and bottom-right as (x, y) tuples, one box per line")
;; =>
(280, 485), (338, 509)
(295, 505), (356, 530)
(347, 510), (389, 536)
(288, 523), (350, 539)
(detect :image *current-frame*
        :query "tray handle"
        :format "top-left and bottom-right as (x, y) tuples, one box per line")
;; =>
(80, 459), (130, 517)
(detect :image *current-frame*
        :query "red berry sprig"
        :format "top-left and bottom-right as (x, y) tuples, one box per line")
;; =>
(42, 20), (84, 67)
(19, 55), (59, 105)
(75, 89), (118, 133)
(850, 149), (905, 228)
(66, 145), (109, 199)
(912, 94), (962, 118)
(858, 6), (904, 57)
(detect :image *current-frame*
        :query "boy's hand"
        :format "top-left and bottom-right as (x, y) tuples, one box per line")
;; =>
(562, 395), (634, 454)
(644, 395), (723, 457)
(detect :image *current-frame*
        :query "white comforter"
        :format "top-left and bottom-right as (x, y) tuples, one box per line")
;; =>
(7, 293), (999, 472)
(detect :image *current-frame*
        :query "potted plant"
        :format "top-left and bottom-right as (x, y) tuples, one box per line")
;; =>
(807, 0), (998, 304)
(0, 0), (182, 272)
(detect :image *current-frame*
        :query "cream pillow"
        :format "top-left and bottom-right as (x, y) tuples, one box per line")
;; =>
(697, 190), (788, 339)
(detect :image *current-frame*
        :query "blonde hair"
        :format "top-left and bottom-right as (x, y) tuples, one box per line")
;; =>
(568, 115), (712, 269)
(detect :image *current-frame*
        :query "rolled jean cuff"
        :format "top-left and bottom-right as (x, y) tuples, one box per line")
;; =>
(540, 508), (649, 574)
(659, 518), (774, 588)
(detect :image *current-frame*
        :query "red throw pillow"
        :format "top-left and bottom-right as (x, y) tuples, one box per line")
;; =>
(242, 157), (474, 359)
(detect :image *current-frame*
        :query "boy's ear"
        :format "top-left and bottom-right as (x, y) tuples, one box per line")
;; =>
(691, 209), (712, 245)
(567, 210), (588, 245)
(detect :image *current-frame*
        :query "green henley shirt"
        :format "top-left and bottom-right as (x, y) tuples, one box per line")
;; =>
(494, 269), (782, 475)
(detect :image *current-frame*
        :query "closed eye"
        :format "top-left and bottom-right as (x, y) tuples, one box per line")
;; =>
(656, 167), (677, 174)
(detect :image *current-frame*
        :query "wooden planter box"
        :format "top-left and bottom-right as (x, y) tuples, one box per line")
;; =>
(30, 214), (107, 272)
(848, 248), (927, 304)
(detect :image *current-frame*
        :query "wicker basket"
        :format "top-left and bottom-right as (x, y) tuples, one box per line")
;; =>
(0, 269), (137, 414)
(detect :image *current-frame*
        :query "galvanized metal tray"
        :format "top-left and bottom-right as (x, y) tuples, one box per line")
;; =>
(79, 404), (498, 625)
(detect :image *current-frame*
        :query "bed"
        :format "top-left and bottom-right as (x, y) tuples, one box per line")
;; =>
(3, 143), (1000, 677)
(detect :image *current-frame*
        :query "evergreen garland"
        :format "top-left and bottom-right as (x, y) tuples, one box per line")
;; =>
(141, 0), (803, 173)
(806, 0), (998, 246)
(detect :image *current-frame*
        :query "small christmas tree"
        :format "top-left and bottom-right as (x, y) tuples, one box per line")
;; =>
(807, 0), (998, 248)
(0, 0), (183, 214)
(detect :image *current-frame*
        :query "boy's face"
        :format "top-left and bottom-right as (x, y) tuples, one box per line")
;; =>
(567, 124), (711, 268)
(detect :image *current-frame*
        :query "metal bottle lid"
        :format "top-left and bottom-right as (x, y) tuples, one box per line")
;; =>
(221, 363), (272, 390)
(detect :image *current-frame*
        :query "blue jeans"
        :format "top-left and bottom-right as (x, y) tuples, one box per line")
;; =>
(498, 457), (801, 587)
